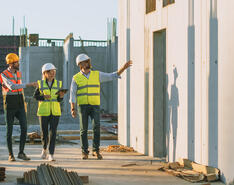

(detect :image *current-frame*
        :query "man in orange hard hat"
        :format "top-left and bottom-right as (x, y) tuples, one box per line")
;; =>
(0, 53), (38, 161)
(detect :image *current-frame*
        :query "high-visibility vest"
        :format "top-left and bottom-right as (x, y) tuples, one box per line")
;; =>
(37, 79), (62, 116)
(0, 69), (23, 95)
(73, 71), (100, 105)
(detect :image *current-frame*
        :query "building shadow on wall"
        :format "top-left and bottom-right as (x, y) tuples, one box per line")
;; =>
(170, 67), (179, 162)
(209, 0), (218, 168)
(165, 74), (171, 161)
(187, 0), (195, 161)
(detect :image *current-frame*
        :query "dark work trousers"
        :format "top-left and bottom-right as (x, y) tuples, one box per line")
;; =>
(5, 107), (27, 156)
(39, 115), (59, 155)
(78, 105), (100, 154)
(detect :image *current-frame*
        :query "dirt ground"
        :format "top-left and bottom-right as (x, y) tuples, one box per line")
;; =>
(0, 124), (224, 185)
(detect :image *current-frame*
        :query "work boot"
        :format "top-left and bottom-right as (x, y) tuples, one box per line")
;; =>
(17, 153), (30, 161)
(82, 152), (89, 160)
(48, 154), (55, 161)
(8, 155), (16, 162)
(40, 149), (47, 159)
(92, 151), (103, 160)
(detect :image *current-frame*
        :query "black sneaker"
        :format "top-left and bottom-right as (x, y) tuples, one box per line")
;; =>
(82, 152), (89, 160)
(8, 155), (16, 162)
(17, 153), (30, 161)
(92, 151), (103, 160)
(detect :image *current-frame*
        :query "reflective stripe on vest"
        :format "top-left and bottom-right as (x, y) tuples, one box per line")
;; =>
(1, 70), (23, 95)
(73, 71), (100, 105)
(37, 79), (62, 116)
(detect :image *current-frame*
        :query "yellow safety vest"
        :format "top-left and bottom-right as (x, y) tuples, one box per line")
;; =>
(37, 79), (62, 116)
(73, 71), (100, 105)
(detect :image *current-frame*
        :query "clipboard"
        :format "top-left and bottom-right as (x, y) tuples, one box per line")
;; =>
(55, 89), (68, 95)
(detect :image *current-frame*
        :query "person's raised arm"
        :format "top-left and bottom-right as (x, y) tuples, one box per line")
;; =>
(117, 60), (132, 76)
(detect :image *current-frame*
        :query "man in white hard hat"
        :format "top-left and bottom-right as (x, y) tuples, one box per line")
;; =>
(70, 53), (132, 160)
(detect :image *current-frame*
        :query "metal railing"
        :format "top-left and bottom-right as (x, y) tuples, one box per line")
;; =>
(31, 38), (107, 47)
(73, 39), (107, 47)
(38, 38), (64, 47)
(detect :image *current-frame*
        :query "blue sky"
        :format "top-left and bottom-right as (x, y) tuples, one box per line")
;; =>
(0, 0), (118, 40)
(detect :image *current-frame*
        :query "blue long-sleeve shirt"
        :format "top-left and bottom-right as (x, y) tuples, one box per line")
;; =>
(69, 71), (120, 103)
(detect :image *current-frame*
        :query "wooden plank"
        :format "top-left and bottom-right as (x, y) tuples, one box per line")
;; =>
(80, 176), (89, 184)
(206, 173), (219, 182)
(178, 158), (193, 169)
(57, 130), (107, 134)
(61, 135), (117, 140)
(178, 158), (219, 176)
(191, 162), (219, 176)
(121, 163), (137, 167)
(169, 162), (181, 170)
(191, 162), (208, 174)
(48, 165), (60, 185)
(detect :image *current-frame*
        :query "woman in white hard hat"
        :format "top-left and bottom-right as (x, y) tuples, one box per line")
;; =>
(33, 63), (66, 161)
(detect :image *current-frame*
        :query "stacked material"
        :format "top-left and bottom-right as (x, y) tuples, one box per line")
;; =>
(104, 145), (135, 152)
(0, 167), (5, 181)
(28, 132), (41, 140)
(13, 130), (118, 144)
(22, 164), (83, 185)
(101, 124), (118, 135)
(159, 158), (220, 183)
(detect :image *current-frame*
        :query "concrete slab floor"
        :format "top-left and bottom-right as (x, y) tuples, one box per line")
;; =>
(0, 144), (224, 185)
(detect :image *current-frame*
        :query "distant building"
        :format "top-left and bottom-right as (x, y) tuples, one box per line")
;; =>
(18, 32), (118, 124)
(118, 0), (234, 184)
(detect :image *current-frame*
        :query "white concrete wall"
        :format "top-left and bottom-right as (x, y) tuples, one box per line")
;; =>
(129, 0), (145, 154)
(144, 0), (189, 159)
(118, 0), (128, 145)
(118, 0), (234, 183)
(217, 1), (234, 184)
(20, 47), (64, 83)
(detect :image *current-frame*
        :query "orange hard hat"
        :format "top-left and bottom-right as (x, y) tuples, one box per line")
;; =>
(6, 53), (19, 64)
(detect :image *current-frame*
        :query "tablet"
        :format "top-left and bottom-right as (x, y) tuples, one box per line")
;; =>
(55, 89), (68, 95)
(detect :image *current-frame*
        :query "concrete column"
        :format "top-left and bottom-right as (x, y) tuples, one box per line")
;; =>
(63, 34), (74, 114)
(126, 0), (131, 146)
(187, 0), (195, 161)
(19, 47), (30, 83)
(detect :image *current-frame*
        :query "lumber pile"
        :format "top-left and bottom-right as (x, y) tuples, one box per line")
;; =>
(103, 145), (135, 152)
(101, 113), (117, 122)
(20, 164), (86, 185)
(59, 135), (117, 141)
(28, 132), (41, 143)
(101, 124), (118, 135)
(159, 158), (220, 183)
(0, 167), (5, 181)
(13, 129), (117, 144)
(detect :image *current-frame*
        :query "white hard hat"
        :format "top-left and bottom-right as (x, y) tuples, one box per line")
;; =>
(42, 63), (57, 74)
(76, 54), (90, 66)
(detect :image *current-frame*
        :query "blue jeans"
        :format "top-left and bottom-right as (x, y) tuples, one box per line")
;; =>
(5, 107), (27, 155)
(78, 105), (100, 154)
